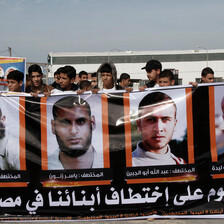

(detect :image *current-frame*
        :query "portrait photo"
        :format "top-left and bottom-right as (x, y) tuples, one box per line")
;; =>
(128, 89), (190, 167)
(45, 94), (104, 170)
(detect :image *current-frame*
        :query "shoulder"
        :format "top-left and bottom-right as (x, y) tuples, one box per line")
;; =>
(44, 84), (54, 92)
(170, 153), (186, 164)
(25, 86), (32, 93)
(115, 84), (124, 90)
(71, 83), (78, 91)
(145, 81), (155, 88)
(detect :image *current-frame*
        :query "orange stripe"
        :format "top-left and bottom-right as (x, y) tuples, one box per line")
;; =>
(209, 86), (218, 162)
(212, 173), (224, 179)
(127, 175), (197, 184)
(40, 98), (48, 170)
(185, 88), (194, 164)
(42, 180), (111, 187)
(101, 94), (110, 168)
(0, 182), (27, 187)
(19, 97), (26, 170)
(123, 93), (132, 167)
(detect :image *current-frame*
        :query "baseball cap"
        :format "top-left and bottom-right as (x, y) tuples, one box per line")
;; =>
(141, 60), (162, 71)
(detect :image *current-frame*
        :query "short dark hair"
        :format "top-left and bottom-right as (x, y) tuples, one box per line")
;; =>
(52, 96), (91, 120)
(138, 92), (177, 118)
(7, 70), (24, 83)
(159, 70), (174, 81)
(91, 72), (97, 78)
(54, 67), (63, 76)
(119, 73), (130, 82)
(79, 80), (91, 90)
(60, 65), (76, 80)
(201, 67), (214, 77)
(99, 64), (112, 73)
(79, 70), (88, 78)
(28, 64), (43, 76)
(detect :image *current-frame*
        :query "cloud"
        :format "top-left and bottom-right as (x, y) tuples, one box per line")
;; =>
(35, 0), (43, 3)
(12, 0), (26, 13)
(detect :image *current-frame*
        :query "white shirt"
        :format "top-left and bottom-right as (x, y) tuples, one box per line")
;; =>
(132, 142), (185, 166)
(102, 86), (116, 92)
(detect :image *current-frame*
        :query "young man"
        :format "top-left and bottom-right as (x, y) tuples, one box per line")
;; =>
(25, 64), (54, 96)
(139, 60), (162, 91)
(58, 65), (78, 91)
(7, 70), (24, 92)
(97, 62), (122, 91)
(118, 73), (131, 89)
(78, 70), (88, 82)
(201, 67), (214, 83)
(158, 70), (175, 87)
(51, 68), (62, 89)
(132, 92), (185, 166)
(90, 72), (97, 88)
(79, 80), (92, 91)
(49, 96), (102, 169)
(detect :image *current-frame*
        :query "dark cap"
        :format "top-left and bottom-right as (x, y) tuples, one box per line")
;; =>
(141, 60), (162, 72)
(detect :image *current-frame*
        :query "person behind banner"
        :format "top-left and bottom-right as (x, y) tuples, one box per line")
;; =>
(158, 70), (175, 87)
(26, 64), (54, 97)
(201, 67), (214, 83)
(48, 96), (102, 169)
(7, 70), (24, 92)
(132, 92), (186, 166)
(51, 68), (62, 89)
(139, 60), (162, 91)
(58, 65), (78, 91)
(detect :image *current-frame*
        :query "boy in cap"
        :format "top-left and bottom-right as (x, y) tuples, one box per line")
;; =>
(139, 59), (162, 91)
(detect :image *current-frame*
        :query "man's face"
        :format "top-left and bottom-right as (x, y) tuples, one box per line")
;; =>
(7, 79), (22, 92)
(147, 69), (160, 82)
(51, 106), (95, 157)
(91, 77), (97, 87)
(122, 78), (131, 87)
(137, 103), (177, 153)
(159, 77), (175, 87)
(202, 73), (214, 83)
(101, 72), (113, 88)
(59, 73), (73, 90)
(80, 74), (88, 81)
(30, 72), (42, 87)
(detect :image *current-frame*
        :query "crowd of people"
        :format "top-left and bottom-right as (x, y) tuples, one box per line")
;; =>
(0, 60), (223, 170)
(5, 59), (216, 95)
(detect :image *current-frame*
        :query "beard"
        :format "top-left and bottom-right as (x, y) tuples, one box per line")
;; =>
(0, 122), (5, 139)
(56, 131), (92, 158)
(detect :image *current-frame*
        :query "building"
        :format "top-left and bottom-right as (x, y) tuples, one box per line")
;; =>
(47, 49), (224, 85)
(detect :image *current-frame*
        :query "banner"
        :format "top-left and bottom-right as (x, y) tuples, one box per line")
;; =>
(0, 57), (26, 91)
(0, 84), (224, 221)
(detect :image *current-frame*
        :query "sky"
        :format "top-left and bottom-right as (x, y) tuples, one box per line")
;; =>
(1, 0), (224, 63)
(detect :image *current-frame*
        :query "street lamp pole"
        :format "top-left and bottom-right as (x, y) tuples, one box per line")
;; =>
(196, 46), (208, 66)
